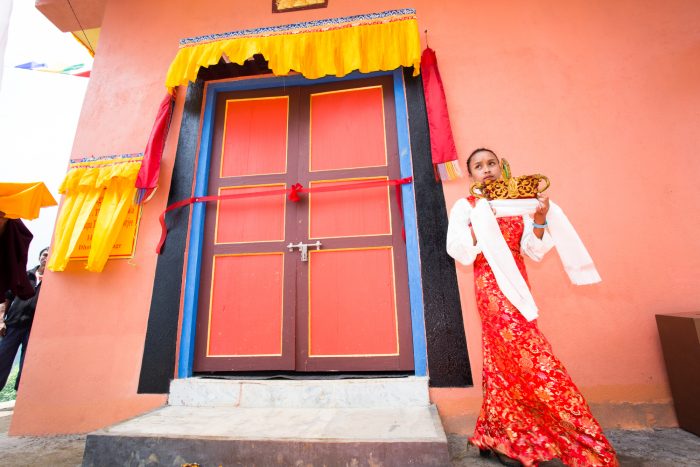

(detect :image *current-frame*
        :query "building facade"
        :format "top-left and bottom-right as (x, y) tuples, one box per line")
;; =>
(11, 0), (700, 435)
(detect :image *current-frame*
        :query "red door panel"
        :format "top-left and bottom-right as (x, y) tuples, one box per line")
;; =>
(215, 184), (287, 244)
(221, 96), (289, 177)
(310, 86), (387, 171)
(308, 247), (399, 357)
(308, 178), (392, 239)
(208, 253), (285, 357)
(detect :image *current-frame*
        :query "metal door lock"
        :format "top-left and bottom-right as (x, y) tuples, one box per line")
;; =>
(287, 240), (322, 261)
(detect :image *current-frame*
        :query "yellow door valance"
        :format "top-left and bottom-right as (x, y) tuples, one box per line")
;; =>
(165, 9), (421, 93)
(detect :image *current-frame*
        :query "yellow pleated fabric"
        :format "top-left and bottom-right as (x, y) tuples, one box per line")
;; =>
(165, 9), (421, 94)
(87, 171), (138, 272)
(48, 156), (142, 272)
(0, 182), (57, 220)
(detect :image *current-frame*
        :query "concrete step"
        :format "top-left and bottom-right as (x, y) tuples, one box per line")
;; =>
(168, 376), (431, 408)
(82, 404), (450, 466)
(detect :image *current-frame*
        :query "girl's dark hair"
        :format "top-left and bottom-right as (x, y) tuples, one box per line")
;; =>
(466, 148), (498, 174)
(39, 247), (49, 258)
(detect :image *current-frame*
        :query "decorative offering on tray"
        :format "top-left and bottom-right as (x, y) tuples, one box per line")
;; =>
(470, 159), (550, 199)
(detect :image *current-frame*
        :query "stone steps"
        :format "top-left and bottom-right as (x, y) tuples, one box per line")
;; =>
(82, 377), (450, 466)
(168, 376), (431, 408)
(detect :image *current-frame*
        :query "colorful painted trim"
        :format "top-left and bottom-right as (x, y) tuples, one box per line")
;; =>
(69, 153), (144, 169)
(179, 8), (417, 47)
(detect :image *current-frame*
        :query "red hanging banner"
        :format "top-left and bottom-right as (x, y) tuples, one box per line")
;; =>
(135, 93), (175, 204)
(421, 47), (463, 182)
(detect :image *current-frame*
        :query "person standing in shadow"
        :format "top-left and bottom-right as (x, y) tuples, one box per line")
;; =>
(0, 247), (49, 391)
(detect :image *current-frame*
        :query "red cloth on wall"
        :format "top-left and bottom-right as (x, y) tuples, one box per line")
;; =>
(135, 93), (175, 204)
(420, 47), (462, 181)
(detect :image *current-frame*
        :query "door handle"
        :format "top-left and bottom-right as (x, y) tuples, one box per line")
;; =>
(287, 240), (322, 262)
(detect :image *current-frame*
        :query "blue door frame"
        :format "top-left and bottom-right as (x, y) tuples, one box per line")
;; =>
(177, 69), (427, 378)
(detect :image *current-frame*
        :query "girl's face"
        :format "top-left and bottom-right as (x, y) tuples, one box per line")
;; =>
(468, 151), (501, 183)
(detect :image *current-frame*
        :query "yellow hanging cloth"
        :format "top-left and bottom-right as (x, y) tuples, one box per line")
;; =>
(165, 9), (422, 94)
(86, 163), (140, 271)
(0, 182), (57, 220)
(48, 155), (143, 272)
(48, 168), (102, 271)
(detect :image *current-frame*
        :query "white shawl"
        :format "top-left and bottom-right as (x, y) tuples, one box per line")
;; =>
(469, 198), (601, 321)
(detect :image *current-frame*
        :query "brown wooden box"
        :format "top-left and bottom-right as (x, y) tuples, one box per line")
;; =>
(655, 312), (700, 436)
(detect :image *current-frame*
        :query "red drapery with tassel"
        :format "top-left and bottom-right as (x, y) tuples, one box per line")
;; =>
(421, 47), (462, 181)
(135, 93), (175, 204)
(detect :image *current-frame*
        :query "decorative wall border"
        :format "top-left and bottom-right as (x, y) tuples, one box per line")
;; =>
(179, 9), (416, 46)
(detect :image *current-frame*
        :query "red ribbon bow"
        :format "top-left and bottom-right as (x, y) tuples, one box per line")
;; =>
(288, 183), (304, 202)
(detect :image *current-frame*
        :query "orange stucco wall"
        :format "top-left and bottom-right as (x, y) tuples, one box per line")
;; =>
(12, 0), (700, 435)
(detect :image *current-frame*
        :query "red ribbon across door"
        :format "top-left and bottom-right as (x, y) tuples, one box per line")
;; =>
(156, 176), (413, 254)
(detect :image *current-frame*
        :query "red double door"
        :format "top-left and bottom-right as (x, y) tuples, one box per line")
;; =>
(194, 76), (413, 373)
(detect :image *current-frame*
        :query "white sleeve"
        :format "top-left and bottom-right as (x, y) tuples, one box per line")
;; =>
(521, 215), (555, 262)
(446, 198), (481, 266)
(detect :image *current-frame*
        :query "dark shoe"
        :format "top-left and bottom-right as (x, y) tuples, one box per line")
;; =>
(538, 460), (566, 466)
(493, 450), (524, 467)
(479, 448), (492, 458)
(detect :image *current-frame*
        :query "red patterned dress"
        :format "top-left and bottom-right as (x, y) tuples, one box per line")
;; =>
(455, 198), (618, 466)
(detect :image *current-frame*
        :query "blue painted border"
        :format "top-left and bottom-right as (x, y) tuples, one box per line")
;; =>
(177, 86), (216, 378)
(178, 70), (427, 377)
(392, 69), (427, 377)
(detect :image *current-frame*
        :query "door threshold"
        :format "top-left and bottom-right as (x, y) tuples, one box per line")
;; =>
(193, 371), (414, 381)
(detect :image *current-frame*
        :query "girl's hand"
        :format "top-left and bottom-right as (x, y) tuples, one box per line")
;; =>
(535, 194), (550, 217)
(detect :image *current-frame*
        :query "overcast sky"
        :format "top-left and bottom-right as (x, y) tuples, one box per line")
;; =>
(0, 0), (91, 266)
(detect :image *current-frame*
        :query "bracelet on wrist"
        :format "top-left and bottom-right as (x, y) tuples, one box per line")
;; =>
(533, 220), (547, 229)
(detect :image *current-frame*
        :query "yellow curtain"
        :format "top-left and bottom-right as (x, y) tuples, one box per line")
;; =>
(48, 155), (142, 272)
(0, 182), (57, 220)
(165, 9), (421, 94)
(87, 174), (137, 272)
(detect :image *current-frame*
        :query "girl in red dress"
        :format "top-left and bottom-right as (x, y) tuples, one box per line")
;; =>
(446, 149), (618, 467)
